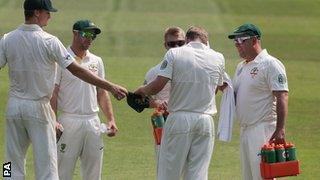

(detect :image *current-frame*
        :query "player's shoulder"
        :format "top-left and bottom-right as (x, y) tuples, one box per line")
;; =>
(87, 51), (101, 59)
(40, 31), (58, 41)
(262, 53), (284, 68)
(87, 51), (103, 63)
(211, 49), (225, 60)
(1, 29), (19, 40)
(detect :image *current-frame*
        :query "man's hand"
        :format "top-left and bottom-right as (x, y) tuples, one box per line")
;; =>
(269, 128), (285, 144)
(106, 120), (118, 137)
(110, 84), (128, 100)
(149, 100), (168, 111)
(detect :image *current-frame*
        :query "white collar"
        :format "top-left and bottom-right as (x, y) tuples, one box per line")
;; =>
(18, 24), (43, 31)
(187, 41), (210, 50)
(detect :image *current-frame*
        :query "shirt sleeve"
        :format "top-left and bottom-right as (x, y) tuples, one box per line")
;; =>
(267, 59), (289, 91)
(0, 36), (7, 68)
(55, 65), (62, 85)
(158, 50), (174, 80)
(97, 58), (105, 79)
(46, 36), (74, 69)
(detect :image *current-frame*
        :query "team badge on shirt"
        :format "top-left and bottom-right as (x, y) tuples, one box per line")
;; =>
(88, 63), (98, 73)
(65, 54), (72, 61)
(60, 143), (66, 153)
(277, 74), (287, 84)
(250, 67), (259, 78)
(160, 60), (168, 70)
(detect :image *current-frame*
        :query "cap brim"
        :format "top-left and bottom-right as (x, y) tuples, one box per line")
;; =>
(227, 32), (249, 39)
(48, 7), (58, 12)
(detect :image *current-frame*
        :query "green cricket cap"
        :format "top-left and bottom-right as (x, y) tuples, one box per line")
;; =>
(73, 20), (101, 34)
(228, 23), (261, 39)
(24, 0), (57, 12)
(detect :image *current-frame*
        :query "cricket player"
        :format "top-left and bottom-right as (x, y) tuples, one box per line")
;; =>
(144, 26), (185, 169)
(135, 26), (225, 180)
(145, 27), (185, 109)
(228, 23), (289, 180)
(0, 0), (127, 179)
(50, 19), (117, 180)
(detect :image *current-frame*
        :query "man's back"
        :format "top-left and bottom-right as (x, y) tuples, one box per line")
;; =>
(1, 24), (72, 100)
(159, 41), (224, 115)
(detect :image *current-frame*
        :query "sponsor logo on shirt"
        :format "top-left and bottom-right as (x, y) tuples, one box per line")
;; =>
(250, 67), (259, 78)
(88, 63), (98, 73)
(160, 60), (168, 70)
(277, 74), (287, 84)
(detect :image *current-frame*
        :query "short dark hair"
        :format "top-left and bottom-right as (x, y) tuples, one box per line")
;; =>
(186, 26), (208, 44)
(24, 10), (35, 20)
(164, 27), (185, 41)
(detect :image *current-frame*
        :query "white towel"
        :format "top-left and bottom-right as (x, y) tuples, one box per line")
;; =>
(217, 73), (235, 142)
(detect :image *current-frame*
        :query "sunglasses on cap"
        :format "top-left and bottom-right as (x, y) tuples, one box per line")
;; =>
(234, 36), (257, 44)
(76, 31), (97, 40)
(166, 40), (185, 48)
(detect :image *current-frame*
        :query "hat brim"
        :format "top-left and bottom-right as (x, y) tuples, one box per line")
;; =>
(48, 7), (58, 12)
(228, 32), (249, 39)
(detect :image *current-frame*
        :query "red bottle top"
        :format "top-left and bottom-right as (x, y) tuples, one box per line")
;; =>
(285, 142), (295, 148)
(262, 144), (275, 151)
(274, 144), (285, 150)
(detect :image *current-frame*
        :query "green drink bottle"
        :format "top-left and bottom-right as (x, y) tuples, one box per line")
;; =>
(275, 144), (286, 162)
(151, 110), (165, 128)
(285, 142), (297, 161)
(264, 144), (276, 163)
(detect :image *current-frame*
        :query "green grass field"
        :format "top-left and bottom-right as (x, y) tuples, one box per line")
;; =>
(1, 0), (319, 179)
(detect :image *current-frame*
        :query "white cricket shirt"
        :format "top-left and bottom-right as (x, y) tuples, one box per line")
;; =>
(0, 24), (74, 100)
(158, 42), (225, 115)
(55, 47), (105, 115)
(145, 63), (171, 102)
(233, 49), (289, 126)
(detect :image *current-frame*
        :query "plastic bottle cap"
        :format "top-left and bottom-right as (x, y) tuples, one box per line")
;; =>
(265, 145), (274, 150)
(275, 144), (284, 149)
(285, 142), (295, 148)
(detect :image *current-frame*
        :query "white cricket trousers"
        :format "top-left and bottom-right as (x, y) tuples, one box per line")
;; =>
(57, 113), (103, 180)
(157, 111), (214, 180)
(5, 97), (58, 180)
(240, 121), (276, 180)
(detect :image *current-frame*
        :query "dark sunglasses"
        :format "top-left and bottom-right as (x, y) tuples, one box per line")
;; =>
(166, 40), (185, 48)
(78, 31), (97, 40)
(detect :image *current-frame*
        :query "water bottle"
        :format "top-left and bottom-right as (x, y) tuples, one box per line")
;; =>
(151, 109), (165, 145)
(260, 144), (267, 162)
(151, 110), (165, 128)
(264, 144), (276, 163)
(285, 142), (297, 161)
(275, 144), (286, 162)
